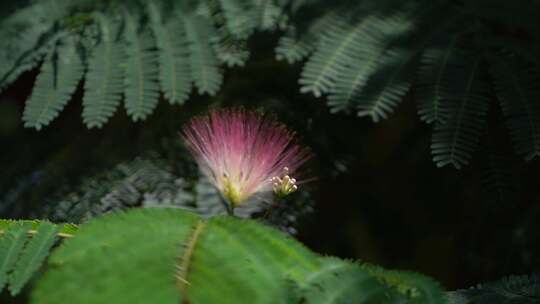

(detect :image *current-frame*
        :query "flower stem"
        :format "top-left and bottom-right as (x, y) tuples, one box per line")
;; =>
(262, 196), (285, 220)
(219, 195), (235, 216)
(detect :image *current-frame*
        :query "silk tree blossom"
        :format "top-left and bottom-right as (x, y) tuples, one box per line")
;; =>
(181, 108), (311, 208)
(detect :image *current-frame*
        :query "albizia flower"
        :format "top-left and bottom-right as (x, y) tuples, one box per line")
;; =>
(181, 108), (311, 208)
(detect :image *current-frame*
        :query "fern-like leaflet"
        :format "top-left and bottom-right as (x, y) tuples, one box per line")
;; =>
(123, 13), (160, 121)
(82, 13), (125, 128)
(489, 54), (540, 161)
(0, 2), (59, 91)
(417, 34), (461, 125)
(23, 37), (85, 130)
(327, 13), (414, 116)
(0, 220), (76, 296)
(184, 15), (224, 95)
(275, 12), (340, 64)
(0, 222), (31, 293)
(213, 30), (250, 67)
(355, 47), (417, 122)
(148, 3), (192, 105)
(252, 0), (285, 32)
(299, 16), (368, 98)
(1, 0), (275, 130)
(294, 258), (395, 303)
(210, 0), (257, 39)
(431, 55), (490, 169)
(448, 274), (539, 304)
(8, 223), (58, 295)
(279, 0), (540, 169)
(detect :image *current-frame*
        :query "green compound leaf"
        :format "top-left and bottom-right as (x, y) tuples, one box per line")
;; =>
(417, 35), (460, 125)
(296, 258), (397, 304)
(431, 55), (490, 169)
(364, 265), (448, 304)
(292, 257), (447, 304)
(148, 4), (192, 105)
(275, 12), (340, 64)
(123, 13), (160, 121)
(0, 220), (76, 296)
(31, 207), (448, 304)
(299, 16), (371, 98)
(23, 37), (84, 130)
(0, 222), (32, 293)
(489, 54), (540, 161)
(82, 13), (125, 128)
(9, 222), (58, 295)
(448, 275), (540, 304)
(31, 208), (320, 304)
(184, 15), (223, 96)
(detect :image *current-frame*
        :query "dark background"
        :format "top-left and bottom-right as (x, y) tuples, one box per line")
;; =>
(1, 31), (539, 299)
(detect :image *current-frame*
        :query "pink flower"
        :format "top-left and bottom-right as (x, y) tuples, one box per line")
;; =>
(181, 108), (311, 207)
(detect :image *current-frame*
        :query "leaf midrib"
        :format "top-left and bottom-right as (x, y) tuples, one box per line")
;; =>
(308, 18), (368, 93)
(448, 60), (480, 165)
(177, 220), (206, 295)
(430, 35), (459, 124)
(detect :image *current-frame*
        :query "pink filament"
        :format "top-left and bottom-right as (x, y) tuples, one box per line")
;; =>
(181, 108), (310, 203)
